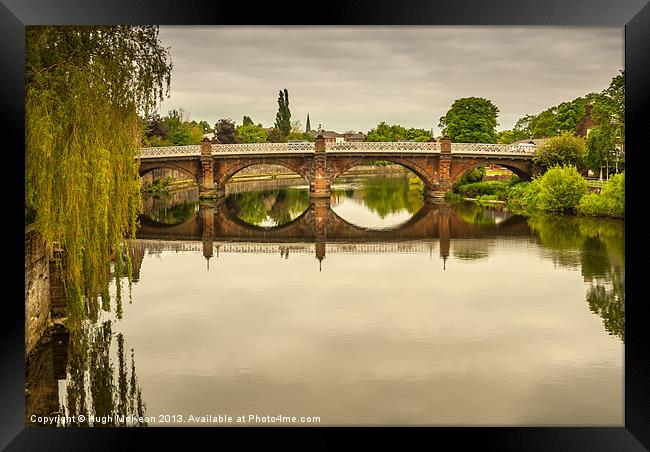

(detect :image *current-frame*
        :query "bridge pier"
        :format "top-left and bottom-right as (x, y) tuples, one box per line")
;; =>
(425, 136), (453, 200)
(310, 135), (331, 199)
(199, 138), (224, 200)
(311, 197), (330, 268)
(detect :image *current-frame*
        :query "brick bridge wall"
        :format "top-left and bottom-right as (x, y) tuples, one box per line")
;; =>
(139, 137), (537, 200)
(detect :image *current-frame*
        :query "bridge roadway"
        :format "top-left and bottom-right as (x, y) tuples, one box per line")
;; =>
(138, 137), (539, 199)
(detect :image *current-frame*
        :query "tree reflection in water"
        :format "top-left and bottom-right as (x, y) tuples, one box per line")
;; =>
(526, 213), (624, 341)
(63, 321), (147, 426)
(332, 174), (424, 218)
(225, 188), (310, 226)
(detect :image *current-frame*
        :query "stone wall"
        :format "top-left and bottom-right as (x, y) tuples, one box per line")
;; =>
(25, 225), (50, 357)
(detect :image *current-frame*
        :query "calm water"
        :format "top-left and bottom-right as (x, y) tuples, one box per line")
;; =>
(27, 173), (624, 426)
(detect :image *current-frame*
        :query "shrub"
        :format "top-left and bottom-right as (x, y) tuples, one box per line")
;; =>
(506, 179), (541, 211)
(456, 181), (509, 200)
(532, 132), (586, 170)
(537, 165), (588, 213)
(578, 172), (624, 218)
(459, 167), (486, 184)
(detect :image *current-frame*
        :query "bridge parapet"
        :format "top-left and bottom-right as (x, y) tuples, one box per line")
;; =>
(213, 142), (315, 154)
(140, 145), (201, 159)
(140, 141), (537, 158)
(451, 143), (536, 156)
(326, 141), (440, 153)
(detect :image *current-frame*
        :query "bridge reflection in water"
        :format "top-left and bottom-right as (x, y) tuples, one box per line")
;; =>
(135, 198), (529, 272)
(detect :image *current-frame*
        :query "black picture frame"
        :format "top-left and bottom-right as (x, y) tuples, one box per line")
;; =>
(4, 0), (649, 449)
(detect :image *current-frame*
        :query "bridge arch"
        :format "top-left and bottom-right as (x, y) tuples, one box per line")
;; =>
(329, 157), (436, 189)
(451, 159), (533, 183)
(139, 161), (199, 182)
(219, 160), (310, 187)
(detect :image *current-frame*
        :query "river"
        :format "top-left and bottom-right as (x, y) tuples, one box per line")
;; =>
(26, 172), (624, 426)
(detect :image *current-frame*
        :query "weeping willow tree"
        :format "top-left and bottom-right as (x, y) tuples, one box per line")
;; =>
(25, 26), (173, 324)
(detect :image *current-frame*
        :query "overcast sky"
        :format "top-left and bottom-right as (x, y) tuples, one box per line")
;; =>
(157, 26), (623, 135)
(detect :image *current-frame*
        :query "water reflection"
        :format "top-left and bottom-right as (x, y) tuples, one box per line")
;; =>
(26, 320), (147, 426)
(27, 175), (624, 426)
(331, 174), (424, 229)
(224, 188), (310, 227)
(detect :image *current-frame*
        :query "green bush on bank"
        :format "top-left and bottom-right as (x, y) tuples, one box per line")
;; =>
(536, 165), (588, 214)
(506, 179), (541, 211)
(578, 172), (625, 218)
(455, 181), (510, 200)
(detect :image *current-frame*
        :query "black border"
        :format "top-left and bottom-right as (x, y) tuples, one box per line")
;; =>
(4, 0), (649, 450)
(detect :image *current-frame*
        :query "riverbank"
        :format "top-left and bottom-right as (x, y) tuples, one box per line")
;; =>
(450, 170), (624, 220)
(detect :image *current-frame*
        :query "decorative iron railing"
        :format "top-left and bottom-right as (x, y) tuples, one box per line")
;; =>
(326, 141), (440, 152)
(140, 145), (201, 158)
(450, 143), (536, 155)
(139, 141), (536, 159)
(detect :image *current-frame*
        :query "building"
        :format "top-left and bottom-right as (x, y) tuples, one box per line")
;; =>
(306, 124), (367, 143)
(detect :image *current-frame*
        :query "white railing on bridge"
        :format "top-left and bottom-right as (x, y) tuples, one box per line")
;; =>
(139, 141), (536, 159)
(450, 143), (536, 156)
(326, 141), (440, 153)
(140, 145), (201, 159)
(213, 142), (316, 154)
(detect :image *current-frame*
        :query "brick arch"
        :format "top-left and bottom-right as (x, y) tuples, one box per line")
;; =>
(329, 157), (436, 188)
(139, 161), (199, 182)
(218, 159), (310, 186)
(451, 158), (533, 183)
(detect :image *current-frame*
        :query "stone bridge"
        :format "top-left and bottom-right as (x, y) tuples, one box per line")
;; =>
(135, 199), (531, 269)
(139, 136), (539, 200)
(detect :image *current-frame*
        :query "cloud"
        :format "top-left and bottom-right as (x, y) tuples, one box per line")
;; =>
(157, 26), (623, 134)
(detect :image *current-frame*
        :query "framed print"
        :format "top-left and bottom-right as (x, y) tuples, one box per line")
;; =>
(5, 0), (650, 449)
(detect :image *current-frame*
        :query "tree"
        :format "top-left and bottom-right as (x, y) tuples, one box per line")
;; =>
(198, 120), (212, 134)
(214, 118), (238, 143)
(291, 120), (303, 134)
(237, 123), (269, 143)
(26, 26), (172, 321)
(266, 128), (287, 143)
(496, 130), (515, 144)
(556, 98), (588, 133)
(366, 122), (407, 142)
(274, 89), (291, 136)
(512, 114), (534, 140)
(591, 71), (625, 166)
(438, 97), (499, 143)
(242, 115), (254, 126)
(532, 132), (586, 170)
(405, 127), (431, 141)
(586, 126), (616, 179)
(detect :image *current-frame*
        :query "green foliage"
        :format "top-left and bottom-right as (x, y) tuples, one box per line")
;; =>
(578, 172), (624, 218)
(142, 176), (172, 195)
(25, 26), (172, 323)
(512, 115), (534, 140)
(267, 128), (288, 143)
(532, 132), (586, 170)
(506, 179), (542, 212)
(287, 132), (315, 142)
(365, 122), (430, 142)
(236, 123), (269, 143)
(242, 115), (254, 126)
(458, 166), (486, 184)
(585, 126), (616, 174)
(274, 89), (291, 136)
(455, 181), (509, 200)
(496, 130), (515, 144)
(366, 122), (407, 142)
(591, 71), (624, 146)
(438, 97), (499, 143)
(536, 165), (588, 214)
(142, 109), (205, 146)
